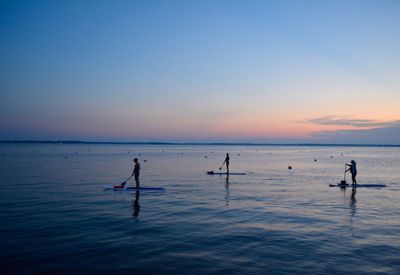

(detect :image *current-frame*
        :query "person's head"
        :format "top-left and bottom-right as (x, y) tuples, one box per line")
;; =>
(351, 160), (356, 164)
(134, 158), (138, 163)
(226, 153), (229, 157)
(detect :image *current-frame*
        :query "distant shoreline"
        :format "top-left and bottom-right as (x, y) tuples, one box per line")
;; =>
(1, 140), (399, 147)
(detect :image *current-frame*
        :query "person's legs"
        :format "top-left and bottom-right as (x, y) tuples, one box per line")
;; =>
(352, 174), (357, 185)
(226, 163), (229, 174)
(135, 174), (140, 188)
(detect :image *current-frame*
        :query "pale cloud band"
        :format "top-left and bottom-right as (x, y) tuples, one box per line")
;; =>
(308, 116), (400, 128)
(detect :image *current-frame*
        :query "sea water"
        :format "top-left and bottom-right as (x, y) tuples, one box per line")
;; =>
(0, 143), (399, 274)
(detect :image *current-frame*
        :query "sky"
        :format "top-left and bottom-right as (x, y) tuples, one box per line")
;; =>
(1, 0), (399, 144)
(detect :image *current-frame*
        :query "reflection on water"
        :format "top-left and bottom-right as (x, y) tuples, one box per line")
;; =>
(225, 175), (230, 207)
(348, 188), (357, 236)
(132, 191), (140, 218)
(350, 188), (357, 217)
(340, 187), (357, 218)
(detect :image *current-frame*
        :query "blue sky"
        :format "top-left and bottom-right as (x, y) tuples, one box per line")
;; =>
(1, 0), (399, 143)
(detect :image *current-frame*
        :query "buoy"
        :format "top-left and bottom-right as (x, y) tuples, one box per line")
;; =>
(288, 166), (292, 170)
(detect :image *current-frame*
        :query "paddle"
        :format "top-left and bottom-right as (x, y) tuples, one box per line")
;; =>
(219, 160), (226, 170)
(114, 175), (133, 188)
(340, 165), (347, 184)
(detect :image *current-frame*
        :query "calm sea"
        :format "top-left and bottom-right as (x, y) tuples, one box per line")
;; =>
(0, 143), (399, 274)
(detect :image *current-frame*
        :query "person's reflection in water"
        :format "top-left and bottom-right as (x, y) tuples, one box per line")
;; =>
(132, 191), (140, 218)
(225, 175), (230, 207)
(350, 188), (357, 217)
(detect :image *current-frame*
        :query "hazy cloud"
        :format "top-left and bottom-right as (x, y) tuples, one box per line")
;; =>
(308, 116), (400, 128)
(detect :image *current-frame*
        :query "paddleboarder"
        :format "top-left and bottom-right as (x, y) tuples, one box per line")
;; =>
(132, 158), (141, 188)
(120, 158), (140, 188)
(220, 153), (230, 174)
(346, 160), (357, 186)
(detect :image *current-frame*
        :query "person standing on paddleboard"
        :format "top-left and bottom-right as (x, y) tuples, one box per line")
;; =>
(346, 160), (357, 186)
(115, 158), (141, 188)
(220, 153), (230, 174)
(132, 158), (141, 188)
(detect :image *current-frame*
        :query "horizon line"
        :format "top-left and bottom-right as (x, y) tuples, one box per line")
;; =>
(1, 140), (400, 147)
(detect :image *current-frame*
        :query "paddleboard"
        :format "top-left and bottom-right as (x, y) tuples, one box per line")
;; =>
(329, 183), (386, 188)
(104, 185), (165, 191)
(207, 171), (246, 175)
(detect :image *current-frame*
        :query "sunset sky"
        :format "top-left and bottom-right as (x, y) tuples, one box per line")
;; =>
(1, 0), (399, 144)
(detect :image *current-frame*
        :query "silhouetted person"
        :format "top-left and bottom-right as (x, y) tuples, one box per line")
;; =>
(346, 160), (357, 186)
(221, 153), (230, 174)
(132, 158), (140, 188)
(119, 158), (141, 188)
